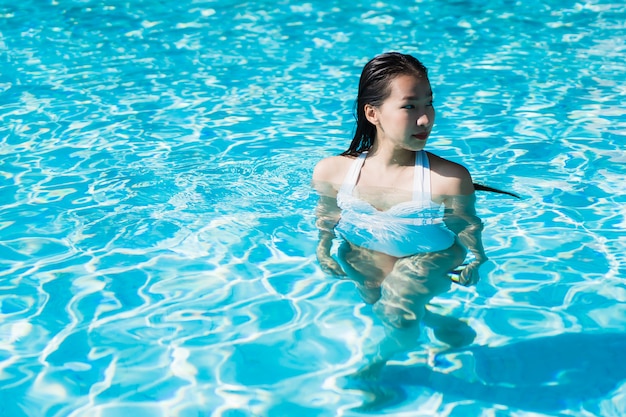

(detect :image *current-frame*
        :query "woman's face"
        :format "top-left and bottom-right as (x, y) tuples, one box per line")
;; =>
(370, 74), (435, 151)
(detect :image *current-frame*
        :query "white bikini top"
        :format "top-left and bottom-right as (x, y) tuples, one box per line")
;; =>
(335, 151), (455, 257)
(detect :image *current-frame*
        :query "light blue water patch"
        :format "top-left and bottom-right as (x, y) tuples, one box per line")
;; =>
(1, 0), (626, 416)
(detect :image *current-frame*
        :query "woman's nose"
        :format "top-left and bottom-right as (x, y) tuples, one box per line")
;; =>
(417, 114), (430, 127)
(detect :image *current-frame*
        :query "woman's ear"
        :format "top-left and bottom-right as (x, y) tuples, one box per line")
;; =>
(364, 104), (378, 125)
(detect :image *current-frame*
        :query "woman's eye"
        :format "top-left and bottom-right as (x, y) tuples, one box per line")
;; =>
(403, 104), (415, 109)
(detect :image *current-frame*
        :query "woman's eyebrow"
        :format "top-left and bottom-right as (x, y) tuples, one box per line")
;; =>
(401, 92), (434, 100)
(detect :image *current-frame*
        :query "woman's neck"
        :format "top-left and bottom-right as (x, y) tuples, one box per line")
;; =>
(368, 142), (417, 167)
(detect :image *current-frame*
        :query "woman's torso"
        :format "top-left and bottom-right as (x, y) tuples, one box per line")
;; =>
(335, 151), (456, 258)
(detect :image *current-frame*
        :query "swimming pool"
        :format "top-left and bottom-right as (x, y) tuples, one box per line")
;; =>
(1, 0), (625, 415)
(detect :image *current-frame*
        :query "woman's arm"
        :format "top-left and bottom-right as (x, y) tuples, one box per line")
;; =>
(312, 158), (346, 276)
(443, 193), (488, 286)
(313, 192), (346, 276)
(431, 156), (487, 286)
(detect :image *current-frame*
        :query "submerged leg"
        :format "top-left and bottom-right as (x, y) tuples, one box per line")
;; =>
(360, 243), (467, 375)
(423, 308), (476, 348)
(335, 240), (397, 304)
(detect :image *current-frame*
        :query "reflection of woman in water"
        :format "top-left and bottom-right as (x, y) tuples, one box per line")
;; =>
(312, 52), (488, 376)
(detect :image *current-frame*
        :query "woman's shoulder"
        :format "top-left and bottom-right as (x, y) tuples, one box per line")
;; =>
(313, 154), (355, 183)
(427, 152), (470, 176)
(312, 154), (356, 196)
(426, 152), (474, 195)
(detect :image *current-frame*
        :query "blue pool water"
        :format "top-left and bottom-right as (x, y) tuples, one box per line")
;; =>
(1, 0), (626, 415)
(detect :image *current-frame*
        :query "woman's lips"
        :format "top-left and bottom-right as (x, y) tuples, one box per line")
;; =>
(413, 133), (429, 140)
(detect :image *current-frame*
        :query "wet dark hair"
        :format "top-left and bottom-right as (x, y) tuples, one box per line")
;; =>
(341, 52), (429, 156)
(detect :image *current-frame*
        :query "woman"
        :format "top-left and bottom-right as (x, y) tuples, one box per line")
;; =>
(312, 52), (487, 375)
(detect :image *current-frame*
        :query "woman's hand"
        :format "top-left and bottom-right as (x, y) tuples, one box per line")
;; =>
(316, 246), (346, 276)
(451, 259), (485, 286)
(316, 237), (346, 277)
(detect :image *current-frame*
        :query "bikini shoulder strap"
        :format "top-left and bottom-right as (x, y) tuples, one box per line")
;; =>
(413, 150), (431, 201)
(339, 152), (367, 194)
